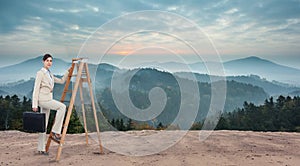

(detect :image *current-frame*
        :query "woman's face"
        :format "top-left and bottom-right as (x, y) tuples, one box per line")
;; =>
(43, 57), (52, 69)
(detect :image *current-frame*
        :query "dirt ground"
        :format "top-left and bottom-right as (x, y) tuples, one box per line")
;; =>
(0, 130), (299, 166)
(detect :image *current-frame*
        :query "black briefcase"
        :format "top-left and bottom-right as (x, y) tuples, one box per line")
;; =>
(23, 112), (46, 133)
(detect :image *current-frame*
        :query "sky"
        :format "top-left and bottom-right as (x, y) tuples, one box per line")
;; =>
(0, 0), (300, 68)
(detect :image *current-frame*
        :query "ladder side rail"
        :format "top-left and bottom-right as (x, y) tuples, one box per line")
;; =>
(61, 63), (75, 102)
(84, 63), (103, 154)
(55, 61), (85, 161)
(46, 63), (75, 152)
(79, 79), (89, 144)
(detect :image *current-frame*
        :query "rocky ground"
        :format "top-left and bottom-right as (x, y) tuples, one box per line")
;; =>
(0, 130), (299, 166)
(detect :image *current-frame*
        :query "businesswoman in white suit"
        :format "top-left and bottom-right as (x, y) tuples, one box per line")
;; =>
(32, 54), (70, 154)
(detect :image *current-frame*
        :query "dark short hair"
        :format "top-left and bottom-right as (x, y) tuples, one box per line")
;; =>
(43, 54), (53, 61)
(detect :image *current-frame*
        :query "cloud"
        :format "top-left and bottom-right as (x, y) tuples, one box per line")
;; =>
(224, 8), (239, 14)
(0, 0), (300, 67)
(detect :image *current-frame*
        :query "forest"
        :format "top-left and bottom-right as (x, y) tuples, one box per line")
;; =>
(216, 96), (300, 132)
(0, 94), (299, 133)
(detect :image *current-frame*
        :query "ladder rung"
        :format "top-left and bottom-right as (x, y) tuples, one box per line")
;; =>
(81, 78), (88, 82)
(72, 73), (87, 77)
(49, 132), (61, 144)
(50, 137), (61, 144)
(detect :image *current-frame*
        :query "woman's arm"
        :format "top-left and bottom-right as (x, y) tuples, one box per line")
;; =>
(32, 71), (42, 111)
(54, 70), (69, 84)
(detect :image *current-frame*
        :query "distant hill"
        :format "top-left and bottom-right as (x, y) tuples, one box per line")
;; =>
(0, 62), (117, 99)
(0, 79), (35, 97)
(134, 56), (300, 86)
(226, 75), (299, 97)
(174, 72), (300, 96)
(0, 56), (70, 83)
(95, 67), (268, 124)
(223, 56), (300, 86)
(0, 89), (8, 96)
(289, 90), (300, 96)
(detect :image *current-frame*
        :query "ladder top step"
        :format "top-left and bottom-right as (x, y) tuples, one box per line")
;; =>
(72, 57), (88, 63)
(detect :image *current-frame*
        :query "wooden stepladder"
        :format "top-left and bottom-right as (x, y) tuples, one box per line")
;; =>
(45, 58), (103, 161)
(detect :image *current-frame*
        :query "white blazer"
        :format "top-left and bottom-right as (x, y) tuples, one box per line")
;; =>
(32, 68), (69, 108)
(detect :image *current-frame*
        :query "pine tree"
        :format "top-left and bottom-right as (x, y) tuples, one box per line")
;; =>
(156, 122), (164, 130)
(126, 118), (134, 130)
(111, 118), (115, 128)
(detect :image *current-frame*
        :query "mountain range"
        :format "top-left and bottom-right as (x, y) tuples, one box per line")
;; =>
(133, 56), (300, 86)
(0, 56), (299, 97)
(0, 56), (70, 84)
(0, 56), (299, 124)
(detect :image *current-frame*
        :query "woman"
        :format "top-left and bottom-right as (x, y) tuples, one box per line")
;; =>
(32, 54), (70, 155)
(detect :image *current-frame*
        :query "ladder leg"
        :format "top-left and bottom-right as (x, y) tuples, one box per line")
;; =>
(85, 63), (103, 154)
(55, 62), (85, 161)
(79, 80), (89, 144)
(45, 132), (52, 152)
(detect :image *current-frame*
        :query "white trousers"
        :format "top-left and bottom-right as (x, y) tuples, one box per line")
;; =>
(37, 99), (66, 151)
